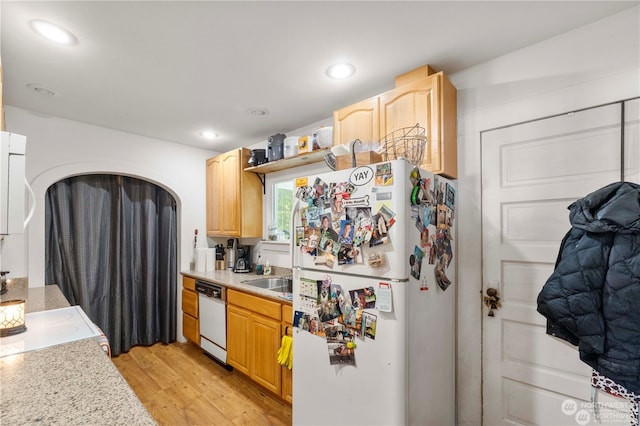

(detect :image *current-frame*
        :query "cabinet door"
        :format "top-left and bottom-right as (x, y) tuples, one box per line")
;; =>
(379, 74), (457, 178)
(227, 304), (251, 375)
(182, 312), (200, 344)
(238, 148), (263, 238)
(206, 148), (262, 238)
(281, 321), (292, 403)
(251, 314), (282, 396)
(221, 150), (241, 236)
(379, 77), (439, 170)
(434, 73), (458, 178)
(206, 156), (223, 235)
(333, 96), (380, 146)
(181, 288), (198, 318)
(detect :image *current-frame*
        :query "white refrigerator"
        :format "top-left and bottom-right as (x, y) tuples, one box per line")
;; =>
(291, 159), (456, 425)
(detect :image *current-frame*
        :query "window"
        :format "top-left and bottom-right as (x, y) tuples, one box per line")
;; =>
(270, 180), (293, 241)
(264, 161), (325, 243)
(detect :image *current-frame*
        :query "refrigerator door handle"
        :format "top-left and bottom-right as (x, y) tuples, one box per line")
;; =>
(290, 198), (301, 269)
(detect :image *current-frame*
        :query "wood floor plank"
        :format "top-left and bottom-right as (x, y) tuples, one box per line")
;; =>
(111, 341), (292, 426)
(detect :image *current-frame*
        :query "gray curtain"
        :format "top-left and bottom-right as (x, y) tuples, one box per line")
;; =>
(45, 174), (177, 356)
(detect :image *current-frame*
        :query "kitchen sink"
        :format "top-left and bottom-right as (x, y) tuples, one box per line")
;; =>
(243, 277), (293, 293)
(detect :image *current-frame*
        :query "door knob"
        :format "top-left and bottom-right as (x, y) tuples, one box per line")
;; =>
(483, 287), (501, 317)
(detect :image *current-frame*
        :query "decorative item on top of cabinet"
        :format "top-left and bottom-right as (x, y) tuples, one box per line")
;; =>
(332, 64), (457, 178)
(182, 276), (199, 344)
(206, 148), (263, 237)
(393, 63), (436, 87)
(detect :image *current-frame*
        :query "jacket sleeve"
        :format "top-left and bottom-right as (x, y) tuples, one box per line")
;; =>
(536, 227), (610, 355)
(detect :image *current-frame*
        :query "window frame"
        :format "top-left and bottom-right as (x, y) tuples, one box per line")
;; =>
(263, 163), (327, 244)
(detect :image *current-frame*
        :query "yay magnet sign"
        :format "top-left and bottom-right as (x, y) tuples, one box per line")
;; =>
(345, 166), (374, 207)
(349, 166), (374, 186)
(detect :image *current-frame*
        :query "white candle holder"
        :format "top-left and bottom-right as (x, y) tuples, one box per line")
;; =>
(0, 299), (27, 337)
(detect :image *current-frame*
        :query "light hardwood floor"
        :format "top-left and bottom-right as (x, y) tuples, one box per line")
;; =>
(111, 342), (292, 426)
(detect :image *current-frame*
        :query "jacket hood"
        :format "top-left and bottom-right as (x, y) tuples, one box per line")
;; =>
(569, 181), (640, 234)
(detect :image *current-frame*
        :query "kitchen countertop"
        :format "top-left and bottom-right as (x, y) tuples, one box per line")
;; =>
(0, 280), (70, 314)
(182, 267), (293, 303)
(0, 282), (156, 426)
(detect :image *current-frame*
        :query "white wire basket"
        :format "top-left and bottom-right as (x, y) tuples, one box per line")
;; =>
(379, 123), (427, 166)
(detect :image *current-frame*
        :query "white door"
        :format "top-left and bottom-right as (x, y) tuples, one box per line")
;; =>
(481, 100), (639, 425)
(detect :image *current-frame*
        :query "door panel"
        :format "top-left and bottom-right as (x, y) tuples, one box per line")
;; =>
(625, 98), (640, 183)
(226, 304), (250, 375)
(379, 78), (437, 169)
(221, 150), (240, 235)
(481, 102), (633, 425)
(251, 314), (281, 395)
(333, 96), (380, 146)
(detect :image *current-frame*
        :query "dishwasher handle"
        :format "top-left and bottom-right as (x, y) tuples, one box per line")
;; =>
(195, 280), (226, 301)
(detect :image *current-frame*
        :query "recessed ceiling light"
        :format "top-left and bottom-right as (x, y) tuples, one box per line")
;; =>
(200, 130), (219, 140)
(26, 83), (59, 96)
(247, 107), (270, 116)
(30, 20), (77, 45)
(326, 63), (356, 80)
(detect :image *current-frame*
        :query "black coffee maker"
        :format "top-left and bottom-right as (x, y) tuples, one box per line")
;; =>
(233, 245), (252, 273)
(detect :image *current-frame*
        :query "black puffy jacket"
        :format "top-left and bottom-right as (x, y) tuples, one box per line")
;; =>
(537, 181), (640, 394)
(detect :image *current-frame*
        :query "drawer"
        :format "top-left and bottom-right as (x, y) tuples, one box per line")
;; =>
(182, 288), (198, 318)
(182, 276), (196, 292)
(227, 289), (281, 321)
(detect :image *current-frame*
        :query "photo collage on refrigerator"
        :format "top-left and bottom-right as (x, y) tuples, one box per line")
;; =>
(293, 162), (456, 366)
(408, 167), (455, 291)
(295, 162), (398, 269)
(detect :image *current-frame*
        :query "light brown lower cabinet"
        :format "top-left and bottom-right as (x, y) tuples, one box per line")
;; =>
(226, 289), (292, 402)
(227, 304), (251, 375)
(182, 276), (199, 345)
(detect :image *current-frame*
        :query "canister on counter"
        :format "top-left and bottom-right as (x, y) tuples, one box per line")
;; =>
(215, 244), (226, 270)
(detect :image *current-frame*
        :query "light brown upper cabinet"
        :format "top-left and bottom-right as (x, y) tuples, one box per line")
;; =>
(206, 148), (262, 237)
(332, 65), (457, 178)
(333, 96), (380, 148)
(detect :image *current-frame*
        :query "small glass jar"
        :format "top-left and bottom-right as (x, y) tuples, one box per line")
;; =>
(268, 224), (278, 241)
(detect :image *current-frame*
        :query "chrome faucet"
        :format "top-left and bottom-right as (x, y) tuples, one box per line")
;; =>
(351, 139), (363, 168)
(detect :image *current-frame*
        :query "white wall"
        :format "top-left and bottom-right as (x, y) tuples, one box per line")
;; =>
(451, 6), (639, 425)
(3, 106), (218, 340)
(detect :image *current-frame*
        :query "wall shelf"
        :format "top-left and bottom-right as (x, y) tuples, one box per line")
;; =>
(244, 148), (330, 174)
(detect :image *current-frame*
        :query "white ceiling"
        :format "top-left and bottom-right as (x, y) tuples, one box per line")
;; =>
(2, 1), (637, 152)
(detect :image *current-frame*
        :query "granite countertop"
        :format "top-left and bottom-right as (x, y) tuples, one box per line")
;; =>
(182, 266), (293, 303)
(0, 279), (70, 313)
(0, 281), (156, 426)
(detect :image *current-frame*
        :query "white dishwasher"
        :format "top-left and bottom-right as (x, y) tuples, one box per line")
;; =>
(195, 280), (228, 365)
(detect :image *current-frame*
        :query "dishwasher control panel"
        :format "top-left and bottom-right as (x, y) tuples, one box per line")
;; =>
(195, 280), (225, 301)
